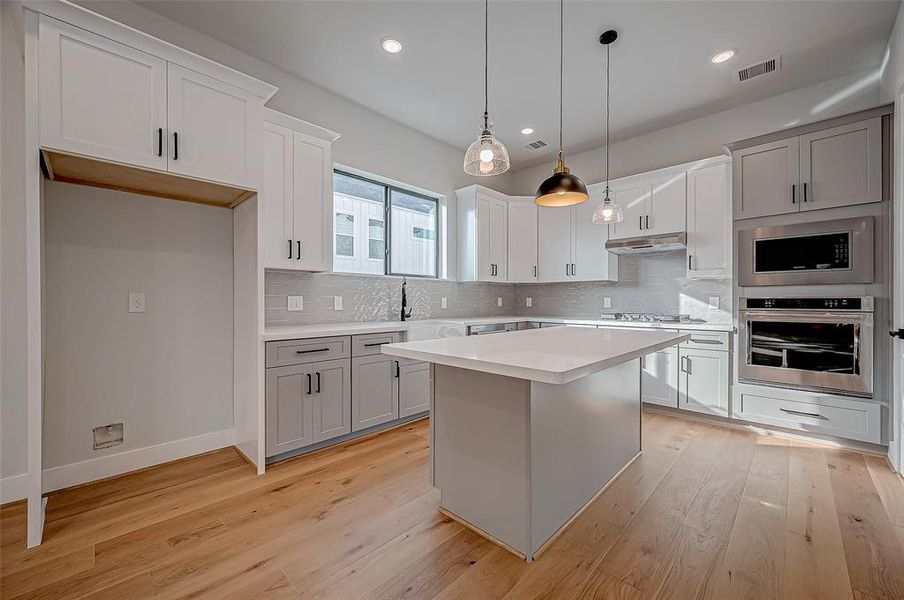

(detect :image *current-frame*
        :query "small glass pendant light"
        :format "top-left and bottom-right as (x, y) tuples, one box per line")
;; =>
(592, 29), (624, 224)
(463, 0), (510, 176)
(535, 0), (588, 207)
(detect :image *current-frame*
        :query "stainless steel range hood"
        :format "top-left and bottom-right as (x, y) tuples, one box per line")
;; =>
(605, 231), (687, 254)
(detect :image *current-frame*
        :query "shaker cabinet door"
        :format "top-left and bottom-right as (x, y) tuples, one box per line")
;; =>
(313, 359), (351, 443)
(687, 164), (731, 279)
(398, 360), (431, 418)
(608, 180), (648, 240)
(261, 122), (295, 270)
(39, 15), (168, 171)
(799, 118), (882, 211)
(292, 132), (332, 272)
(507, 201), (538, 282)
(733, 137), (800, 220)
(351, 355), (399, 432)
(678, 349), (729, 417)
(648, 173), (686, 234)
(537, 206), (572, 282)
(571, 196), (617, 282)
(266, 364), (314, 456)
(167, 63), (261, 189)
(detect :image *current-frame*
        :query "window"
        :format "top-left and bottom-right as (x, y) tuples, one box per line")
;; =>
(335, 212), (355, 257)
(333, 171), (438, 277)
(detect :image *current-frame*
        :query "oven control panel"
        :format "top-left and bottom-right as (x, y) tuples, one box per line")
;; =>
(744, 298), (864, 310)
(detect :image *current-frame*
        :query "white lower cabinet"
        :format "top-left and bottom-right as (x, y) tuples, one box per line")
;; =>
(678, 348), (729, 417)
(641, 346), (679, 408)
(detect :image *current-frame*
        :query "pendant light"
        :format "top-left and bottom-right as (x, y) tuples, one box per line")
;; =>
(592, 29), (624, 224)
(463, 0), (510, 176)
(535, 0), (588, 207)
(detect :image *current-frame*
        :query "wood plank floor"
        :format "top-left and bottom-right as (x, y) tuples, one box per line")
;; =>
(2, 411), (903, 600)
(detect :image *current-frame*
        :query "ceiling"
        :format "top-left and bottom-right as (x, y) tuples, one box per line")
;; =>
(135, 0), (899, 170)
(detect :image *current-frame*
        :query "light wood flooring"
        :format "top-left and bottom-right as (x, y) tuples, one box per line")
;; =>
(2, 411), (904, 600)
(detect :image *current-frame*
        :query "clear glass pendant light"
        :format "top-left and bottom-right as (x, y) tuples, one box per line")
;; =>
(463, 0), (510, 176)
(592, 30), (624, 224)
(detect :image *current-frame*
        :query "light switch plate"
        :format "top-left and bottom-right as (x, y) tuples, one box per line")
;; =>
(128, 292), (145, 313)
(334, 296), (343, 311)
(709, 296), (720, 309)
(497, 297), (503, 307)
(526, 297), (532, 307)
(441, 297), (447, 309)
(603, 296), (612, 308)
(287, 295), (304, 311)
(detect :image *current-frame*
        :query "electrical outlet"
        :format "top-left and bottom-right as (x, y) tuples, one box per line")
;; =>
(128, 292), (145, 313)
(334, 296), (343, 311)
(287, 295), (304, 311)
(526, 297), (532, 307)
(603, 296), (612, 308)
(441, 297), (447, 309)
(497, 297), (503, 307)
(709, 296), (720, 309)
(93, 423), (123, 450)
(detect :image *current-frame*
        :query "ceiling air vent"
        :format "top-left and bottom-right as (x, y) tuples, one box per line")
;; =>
(524, 139), (548, 151)
(737, 55), (781, 82)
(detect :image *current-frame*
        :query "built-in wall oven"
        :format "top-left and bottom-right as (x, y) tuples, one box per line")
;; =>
(737, 217), (874, 286)
(738, 297), (873, 397)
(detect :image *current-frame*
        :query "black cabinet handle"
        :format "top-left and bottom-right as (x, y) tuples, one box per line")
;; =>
(780, 407), (824, 419)
(363, 341), (390, 347)
(645, 215), (649, 230)
(296, 347), (329, 354)
(173, 132), (179, 160)
(288, 239), (293, 259)
(803, 182), (808, 203)
(157, 128), (163, 157)
(394, 361), (400, 378)
(791, 184), (796, 204)
(315, 372), (321, 393)
(306, 373), (312, 395)
(534, 265), (537, 278)
(296, 240), (301, 260)
(571, 263), (576, 276)
(639, 216), (642, 229)
(688, 255), (693, 270)
(891, 328), (904, 339)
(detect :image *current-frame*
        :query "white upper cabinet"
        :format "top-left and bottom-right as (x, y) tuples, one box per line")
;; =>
(37, 13), (275, 194)
(507, 199), (538, 283)
(166, 64), (261, 189)
(537, 205), (573, 282)
(609, 171), (685, 240)
(456, 185), (508, 282)
(799, 118), (882, 211)
(261, 110), (339, 273)
(537, 197), (617, 283)
(687, 163), (731, 279)
(733, 116), (882, 220)
(39, 16), (167, 171)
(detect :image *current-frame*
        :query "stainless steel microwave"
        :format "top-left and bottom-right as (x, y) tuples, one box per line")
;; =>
(737, 217), (874, 287)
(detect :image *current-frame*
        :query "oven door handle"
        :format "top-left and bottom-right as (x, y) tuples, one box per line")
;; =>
(739, 311), (870, 325)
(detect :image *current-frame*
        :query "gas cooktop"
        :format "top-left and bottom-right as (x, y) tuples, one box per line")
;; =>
(599, 313), (707, 324)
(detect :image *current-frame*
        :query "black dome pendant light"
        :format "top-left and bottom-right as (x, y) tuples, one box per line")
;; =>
(535, 0), (588, 207)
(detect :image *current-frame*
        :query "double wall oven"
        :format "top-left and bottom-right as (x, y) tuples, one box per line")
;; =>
(738, 297), (873, 397)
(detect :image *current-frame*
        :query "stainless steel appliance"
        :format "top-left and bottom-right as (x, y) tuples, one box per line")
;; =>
(600, 312), (707, 325)
(605, 231), (686, 254)
(738, 297), (873, 397)
(737, 217), (874, 286)
(466, 322), (519, 336)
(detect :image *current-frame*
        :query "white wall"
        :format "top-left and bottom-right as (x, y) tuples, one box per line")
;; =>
(509, 68), (883, 194)
(42, 183), (234, 473)
(1, 0), (29, 498)
(75, 0), (514, 280)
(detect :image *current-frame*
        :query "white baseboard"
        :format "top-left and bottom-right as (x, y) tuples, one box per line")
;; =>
(42, 428), (235, 493)
(0, 472), (30, 504)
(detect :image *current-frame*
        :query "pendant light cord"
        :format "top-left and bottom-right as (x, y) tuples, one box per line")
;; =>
(559, 0), (564, 154)
(483, 0), (489, 130)
(605, 40), (610, 196)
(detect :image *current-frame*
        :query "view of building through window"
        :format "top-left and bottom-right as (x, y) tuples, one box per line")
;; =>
(333, 171), (437, 277)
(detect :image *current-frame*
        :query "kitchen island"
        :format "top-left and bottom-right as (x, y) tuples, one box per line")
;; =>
(382, 325), (688, 561)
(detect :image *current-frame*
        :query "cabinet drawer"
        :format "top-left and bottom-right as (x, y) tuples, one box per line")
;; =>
(266, 336), (350, 367)
(352, 332), (402, 357)
(736, 391), (881, 444)
(680, 330), (730, 351)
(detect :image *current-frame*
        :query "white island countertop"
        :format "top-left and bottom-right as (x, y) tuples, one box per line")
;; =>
(381, 326), (689, 385)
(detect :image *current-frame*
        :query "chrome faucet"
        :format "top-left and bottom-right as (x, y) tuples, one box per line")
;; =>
(400, 277), (413, 321)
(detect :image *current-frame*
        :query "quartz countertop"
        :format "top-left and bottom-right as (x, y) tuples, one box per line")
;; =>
(262, 315), (732, 342)
(380, 326), (689, 385)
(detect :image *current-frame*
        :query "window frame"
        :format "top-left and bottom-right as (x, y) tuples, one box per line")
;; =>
(333, 169), (439, 279)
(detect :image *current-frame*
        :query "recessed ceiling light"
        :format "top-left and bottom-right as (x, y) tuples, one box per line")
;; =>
(711, 49), (736, 64)
(520, 127), (535, 135)
(381, 38), (403, 54)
